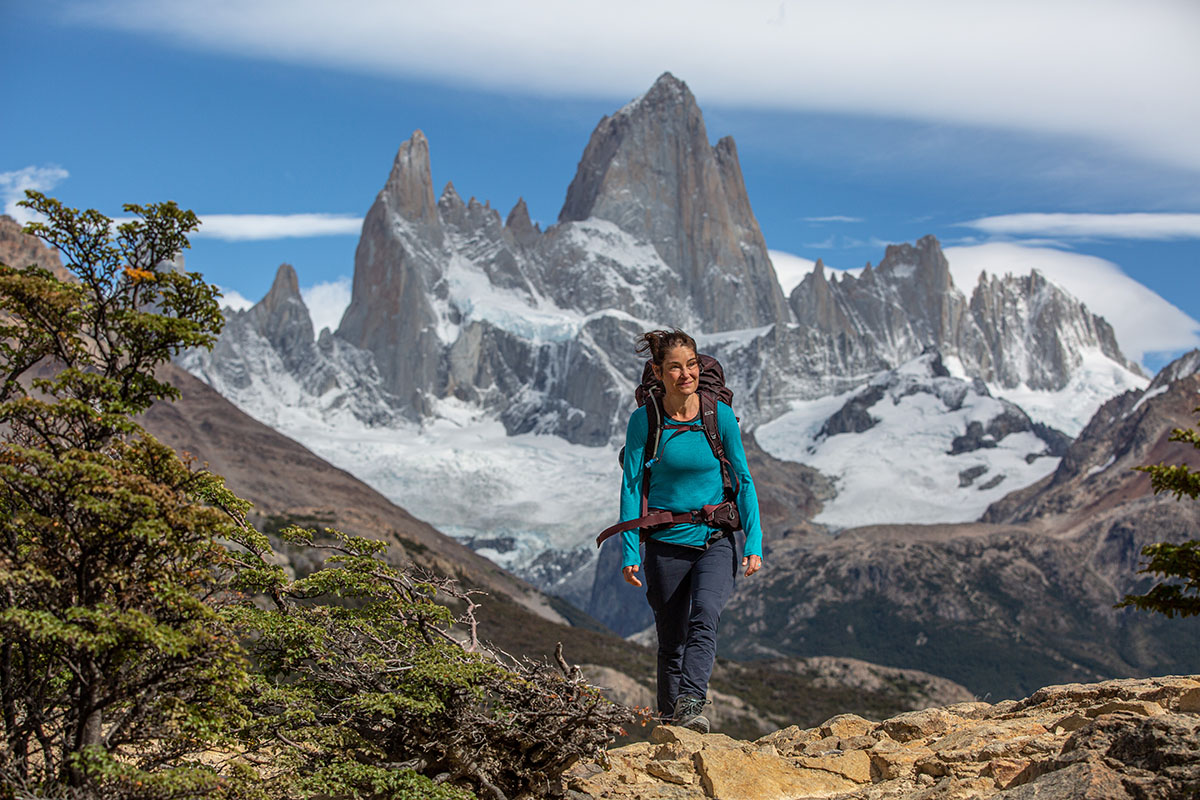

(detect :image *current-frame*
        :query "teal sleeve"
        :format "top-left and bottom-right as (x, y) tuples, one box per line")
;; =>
(718, 403), (763, 559)
(619, 407), (648, 568)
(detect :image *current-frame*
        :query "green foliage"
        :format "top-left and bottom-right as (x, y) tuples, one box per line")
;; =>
(1120, 408), (1200, 618)
(0, 195), (248, 795)
(225, 525), (635, 800)
(2, 193), (636, 800)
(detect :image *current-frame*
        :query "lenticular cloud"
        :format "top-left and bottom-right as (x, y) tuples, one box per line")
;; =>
(963, 213), (1200, 241)
(195, 214), (363, 241)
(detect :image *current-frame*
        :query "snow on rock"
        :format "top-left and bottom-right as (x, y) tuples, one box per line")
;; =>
(756, 352), (1063, 529)
(991, 347), (1148, 436)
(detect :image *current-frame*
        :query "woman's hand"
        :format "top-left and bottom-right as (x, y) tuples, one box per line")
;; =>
(742, 554), (762, 577)
(622, 564), (643, 587)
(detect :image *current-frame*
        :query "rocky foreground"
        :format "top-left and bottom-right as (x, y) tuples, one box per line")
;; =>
(563, 675), (1200, 799)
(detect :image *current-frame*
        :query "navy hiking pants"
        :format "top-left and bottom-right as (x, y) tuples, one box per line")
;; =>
(643, 533), (739, 717)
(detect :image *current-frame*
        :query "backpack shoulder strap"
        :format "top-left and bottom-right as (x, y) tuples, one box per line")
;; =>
(641, 394), (664, 517)
(700, 392), (739, 499)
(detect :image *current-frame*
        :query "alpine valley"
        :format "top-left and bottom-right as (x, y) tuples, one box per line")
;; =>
(170, 73), (1197, 699)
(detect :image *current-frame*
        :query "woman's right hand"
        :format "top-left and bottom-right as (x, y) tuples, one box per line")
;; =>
(622, 564), (643, 587)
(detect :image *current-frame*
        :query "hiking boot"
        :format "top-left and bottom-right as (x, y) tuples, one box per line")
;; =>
(672, 695), (710, 734)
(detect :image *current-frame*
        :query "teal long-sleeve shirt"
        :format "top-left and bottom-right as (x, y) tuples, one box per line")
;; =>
(619, 401), (763, 568)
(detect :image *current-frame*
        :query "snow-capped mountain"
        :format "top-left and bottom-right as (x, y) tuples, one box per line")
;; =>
(755, 351), (1070, 530)
(180, 72), (1149, 612)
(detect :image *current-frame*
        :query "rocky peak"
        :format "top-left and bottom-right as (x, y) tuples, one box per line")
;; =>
(877, 234), (954, 295)
(246, 263), (314, 372)
(437, 181), (467, 227)
(1145, 347), (1199, 391)
(556, 72), (789, 331)
(505, 197), (539, 248)
(984, 348), (1200, 523)
(337, 132), (446, 404)
(968, 267), (1137, 390)
(380, 130), (441, 235)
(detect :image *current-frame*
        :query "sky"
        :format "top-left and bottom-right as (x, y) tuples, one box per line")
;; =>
(3, 0), (1199, 372)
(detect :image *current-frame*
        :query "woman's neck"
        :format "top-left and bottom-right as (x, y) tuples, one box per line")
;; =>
(661, 391), (700, 421)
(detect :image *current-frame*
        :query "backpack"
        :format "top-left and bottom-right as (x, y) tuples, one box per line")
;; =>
(596, 353), (741, 547)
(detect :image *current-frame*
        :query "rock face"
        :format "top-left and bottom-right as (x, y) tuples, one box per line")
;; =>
(558, 72), (790, 331)
(725, 236), (1143, 429)
(0, 215), (71, 281)
(564, 675), (1200, 800)
(181, 263), (402, 428)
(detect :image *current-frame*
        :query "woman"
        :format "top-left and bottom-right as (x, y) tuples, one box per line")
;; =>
(619, 329), (763, 733)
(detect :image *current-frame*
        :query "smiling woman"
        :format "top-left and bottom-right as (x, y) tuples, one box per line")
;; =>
(613, 328), (763, 734)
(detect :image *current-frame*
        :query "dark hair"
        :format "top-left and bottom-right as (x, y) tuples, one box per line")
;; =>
(636, 328), (697, 365)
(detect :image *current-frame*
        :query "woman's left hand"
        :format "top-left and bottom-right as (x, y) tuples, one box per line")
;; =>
(742, 554), (762, 577)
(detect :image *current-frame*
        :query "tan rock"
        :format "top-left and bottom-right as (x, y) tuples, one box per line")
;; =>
(841, 733), (881, 751)
(942, 702), (993, 720)
(1179, 687), (1200, 713)
(981, 757), (1030, 789)
(998, 760), (1132, 799)
(754, 724), (817, 756)
(800, 734), (844, 755)
(910, 776), (994, 799)
(653, 741), (695, 762)
(930, 719), (1049, 759)
(880, 708), (960, 742)
(870, 739), (937, 781)
(696, 748), (859, 800)
(647, 758), (696, 785)
(651, 724), (708, 751)
(795, 749), (872, 783)
(1085, 700), (1164, 718)
(819, 712), (877, 739)
(1051, 712), (1090, 733)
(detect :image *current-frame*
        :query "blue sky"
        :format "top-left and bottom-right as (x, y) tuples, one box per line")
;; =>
(4, 0), (1199, 371)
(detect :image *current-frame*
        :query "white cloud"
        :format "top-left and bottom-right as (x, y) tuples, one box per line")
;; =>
(301, 277), (352, 335)
(195, 214), (362, 241)
(0, 166), (70, 224)
(944, 242), (1200, 366)
(804, 215), (863, 224)
(961, 212), (1200, 240)
(60, 0), (1200, 172)
(216, 286), (255, 311)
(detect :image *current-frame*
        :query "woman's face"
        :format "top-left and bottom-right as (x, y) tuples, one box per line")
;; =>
(654, 345), (700, 400)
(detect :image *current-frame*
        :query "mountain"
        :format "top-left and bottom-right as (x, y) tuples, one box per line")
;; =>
(179, 74), (1144, 592)
(0, 215), (71, 281)
(168, 72), (1194, 698)
(1, 215), (990, 741)
(720, 349), (1200, 699)
(558, 74), (791, 330)
(714, 235), (1143, 432)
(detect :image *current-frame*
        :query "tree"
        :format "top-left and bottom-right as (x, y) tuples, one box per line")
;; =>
(1, 194), (638, 800)
(1118, 407), (1200, 618)
(0, 192), (250, 795)
(224, 523), (634, 800)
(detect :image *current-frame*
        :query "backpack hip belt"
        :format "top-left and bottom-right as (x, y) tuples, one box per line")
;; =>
(594, 499), (740, 548)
